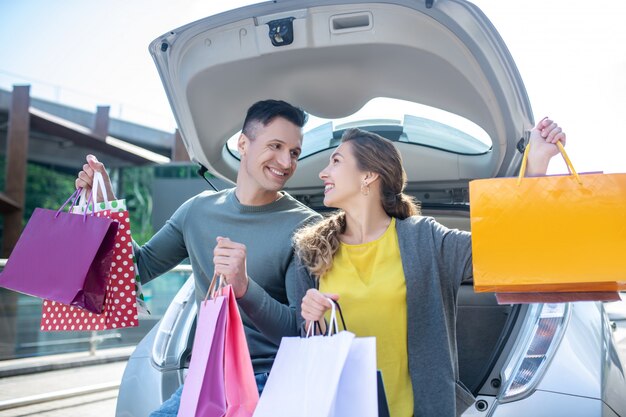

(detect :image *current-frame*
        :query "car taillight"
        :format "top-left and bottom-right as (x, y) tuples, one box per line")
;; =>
(151, 276), (196, 368)
(499, 303), (570, 402)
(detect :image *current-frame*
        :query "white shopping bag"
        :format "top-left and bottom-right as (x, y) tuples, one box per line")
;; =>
(332, 337), (377, 417)
(254, 301), (378, 417)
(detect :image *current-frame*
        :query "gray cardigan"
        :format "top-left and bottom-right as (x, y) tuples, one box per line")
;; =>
(294, 216), (476, 417)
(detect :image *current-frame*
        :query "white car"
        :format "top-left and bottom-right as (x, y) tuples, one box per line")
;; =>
(116, 0), (626, 416)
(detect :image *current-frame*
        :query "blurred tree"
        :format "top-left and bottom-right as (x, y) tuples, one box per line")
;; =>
(120, 166), (154, 246)
(0, 159), (154, 246)
(23, 163), (77, 224)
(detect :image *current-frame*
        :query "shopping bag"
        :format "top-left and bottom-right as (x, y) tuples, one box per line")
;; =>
(332, 337), (378, 417)
(40, 191), (139, 331)
(254, 301), (378, 417)
(376, 371), (391, 417)
(178, 276), (258, 417)
(178, 284), (228, 417)
(222, 284), (259, 417)
(495, 291), (621, 304)
(72, 178), (150, 316)
(0, 187), (118, 313)
(470, 141), (626, 296)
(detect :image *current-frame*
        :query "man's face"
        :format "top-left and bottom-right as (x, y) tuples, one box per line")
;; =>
(238, 117), (303, 193)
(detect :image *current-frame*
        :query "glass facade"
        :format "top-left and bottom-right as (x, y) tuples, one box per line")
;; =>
(0, 265), (190, 361)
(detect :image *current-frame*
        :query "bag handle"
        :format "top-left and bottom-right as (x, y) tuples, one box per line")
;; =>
(517, 140), (582, 186)
(334, 300), (347, 332)
(56, 188), (93, 222)
(203, 271), (227, 303)
(305, 298), (347, 337)
(92, 171), (109, 205)
(78, 171), (110, 212)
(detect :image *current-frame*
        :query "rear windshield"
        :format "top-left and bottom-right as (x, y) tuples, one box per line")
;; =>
(226, 97), (492, 159)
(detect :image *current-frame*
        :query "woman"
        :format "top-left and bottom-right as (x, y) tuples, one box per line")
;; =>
(292, 119), (566, 417)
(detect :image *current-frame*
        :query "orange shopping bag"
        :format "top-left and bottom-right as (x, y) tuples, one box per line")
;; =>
(469, 141), (626, 297)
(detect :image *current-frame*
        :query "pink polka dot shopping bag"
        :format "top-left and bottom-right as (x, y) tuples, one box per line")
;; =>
(40, 191), (143, 331)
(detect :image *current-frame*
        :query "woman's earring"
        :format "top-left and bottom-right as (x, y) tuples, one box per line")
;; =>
(361, 180), (370, 196)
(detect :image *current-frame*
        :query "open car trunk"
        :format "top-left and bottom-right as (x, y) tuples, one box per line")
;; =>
(149, 0), (534, 193)
(457, 284), (515, 395)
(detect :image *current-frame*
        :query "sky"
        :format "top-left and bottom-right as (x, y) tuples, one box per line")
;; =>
(1, 0), (625, 174)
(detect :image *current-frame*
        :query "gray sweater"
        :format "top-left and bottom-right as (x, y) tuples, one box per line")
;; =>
(294, 216), (476, 417)
(134, 188), (320, 373)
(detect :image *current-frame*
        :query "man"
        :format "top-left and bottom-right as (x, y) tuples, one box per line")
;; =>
(76, 100), (320, 416)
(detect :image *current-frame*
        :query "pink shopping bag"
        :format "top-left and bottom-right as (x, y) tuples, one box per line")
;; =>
(178, 281), (258, 417)
(222, 284), (259, 417)
(178, 292), (228, 417)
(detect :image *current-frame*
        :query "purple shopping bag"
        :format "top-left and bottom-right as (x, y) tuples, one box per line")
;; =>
(0, 189), (118, 313)
(178, 291), (228, 417)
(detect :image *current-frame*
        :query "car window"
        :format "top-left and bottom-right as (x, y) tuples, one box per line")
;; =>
(226, 97), (492, 159)
(401, 115), (490, 155)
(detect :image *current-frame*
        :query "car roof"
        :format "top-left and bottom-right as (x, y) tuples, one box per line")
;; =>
(149, 0), (533, 192)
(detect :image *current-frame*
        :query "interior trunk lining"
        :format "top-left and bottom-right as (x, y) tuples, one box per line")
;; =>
(457, 283), (513, 394)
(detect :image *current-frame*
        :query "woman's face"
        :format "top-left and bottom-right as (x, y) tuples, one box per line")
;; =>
(319, 141), (364, 208)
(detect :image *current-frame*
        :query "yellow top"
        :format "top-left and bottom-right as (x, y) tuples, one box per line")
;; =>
(320, 218), (413, 417)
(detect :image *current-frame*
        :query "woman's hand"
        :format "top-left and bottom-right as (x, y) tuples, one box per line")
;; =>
(75, 154), (116, 201)
(301, 289), (339, 332)
(526, 117), (567, 176)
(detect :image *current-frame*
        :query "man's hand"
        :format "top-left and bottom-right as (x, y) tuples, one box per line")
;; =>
(526, 117), (567, 176)
(213, 237), (250, 298)
(75, 154), (116, 202)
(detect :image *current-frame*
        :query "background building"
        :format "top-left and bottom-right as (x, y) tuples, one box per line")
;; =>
(0, 85), (227, 360)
